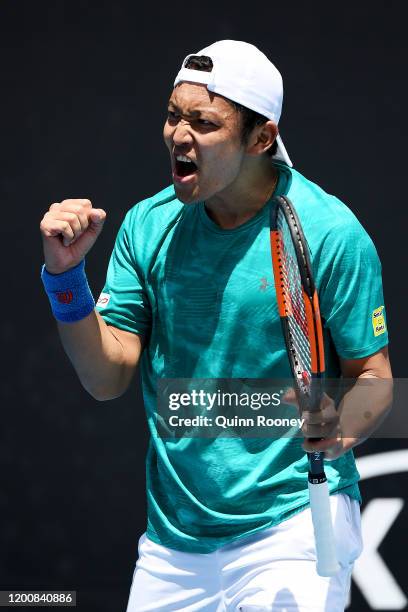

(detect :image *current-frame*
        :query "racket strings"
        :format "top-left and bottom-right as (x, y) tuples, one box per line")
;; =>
(276, 209), (312, 393)
(284, 202), (313, 293)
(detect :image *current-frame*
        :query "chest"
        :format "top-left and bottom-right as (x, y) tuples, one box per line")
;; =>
(147, 220), (280, 328)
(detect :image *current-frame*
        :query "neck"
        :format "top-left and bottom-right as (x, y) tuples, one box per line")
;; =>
(205, 159), (278, 229)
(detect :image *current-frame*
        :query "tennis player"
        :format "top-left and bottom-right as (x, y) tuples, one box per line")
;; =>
(40, 40), (392, 611)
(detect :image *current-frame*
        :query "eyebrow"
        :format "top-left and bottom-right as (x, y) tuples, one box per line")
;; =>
(167, 101), (220, 118)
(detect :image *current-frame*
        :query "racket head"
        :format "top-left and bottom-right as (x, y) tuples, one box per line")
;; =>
(270, 195), (325, 408)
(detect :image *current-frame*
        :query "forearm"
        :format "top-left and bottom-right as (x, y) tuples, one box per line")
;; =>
(338, 373), (393, 449)
(57, 310), (135, 400)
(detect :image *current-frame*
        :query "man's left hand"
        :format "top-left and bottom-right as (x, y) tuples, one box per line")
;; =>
(282, 388), (356, 460)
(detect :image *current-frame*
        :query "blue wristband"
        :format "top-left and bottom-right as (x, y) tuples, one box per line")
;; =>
(41, 260), (95, 323)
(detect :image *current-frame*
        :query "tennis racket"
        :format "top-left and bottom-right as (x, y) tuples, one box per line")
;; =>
(270, 194), (340, 577)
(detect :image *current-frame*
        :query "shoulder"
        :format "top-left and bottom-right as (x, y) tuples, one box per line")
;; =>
(123, 184), (184, 230)
(114, 184), (189, 268)
(280, 167), (382, 297)
(283, 165), (377, 255)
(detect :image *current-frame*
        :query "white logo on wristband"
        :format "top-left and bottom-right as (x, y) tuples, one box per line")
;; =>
(96, 292), (111, 308)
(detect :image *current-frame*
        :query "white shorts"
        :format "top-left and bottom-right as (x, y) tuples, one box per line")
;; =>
(126, 493), (362, 612)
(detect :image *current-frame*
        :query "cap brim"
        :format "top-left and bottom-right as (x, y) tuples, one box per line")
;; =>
(272, 134), (293, 167)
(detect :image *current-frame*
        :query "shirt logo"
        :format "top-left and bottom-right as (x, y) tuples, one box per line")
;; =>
(372, 305), (386, 337)
(97, 292), (111, 308)
(260, 277), (270, 292)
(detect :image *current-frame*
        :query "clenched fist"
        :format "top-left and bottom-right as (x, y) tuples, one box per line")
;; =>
(40, 199), (106, 274)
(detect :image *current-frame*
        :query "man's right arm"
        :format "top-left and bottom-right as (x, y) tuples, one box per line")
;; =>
(40, 198), (143, 400)
(57, 312), (145, 400)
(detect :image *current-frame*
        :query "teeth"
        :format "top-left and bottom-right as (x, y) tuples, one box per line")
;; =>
(176, 155), (193, 163)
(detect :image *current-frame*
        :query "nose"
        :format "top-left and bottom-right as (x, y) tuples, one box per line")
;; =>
(172, 119), (194, 149)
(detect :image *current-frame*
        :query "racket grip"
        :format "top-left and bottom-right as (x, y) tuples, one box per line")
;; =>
(308, 479), (341, 577)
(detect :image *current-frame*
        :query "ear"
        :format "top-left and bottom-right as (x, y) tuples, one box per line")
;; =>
(246, 120), (279, 156)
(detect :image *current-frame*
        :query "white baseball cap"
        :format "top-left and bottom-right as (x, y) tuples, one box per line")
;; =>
(174, 40), (292, 167)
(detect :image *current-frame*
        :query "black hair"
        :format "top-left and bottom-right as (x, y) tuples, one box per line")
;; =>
(184, 55), (278, 157)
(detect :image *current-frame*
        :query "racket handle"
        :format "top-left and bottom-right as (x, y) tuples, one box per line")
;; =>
(308, 479), (341, 577)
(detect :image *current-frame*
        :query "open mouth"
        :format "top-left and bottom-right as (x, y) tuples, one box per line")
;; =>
(174, 154), (198, 178)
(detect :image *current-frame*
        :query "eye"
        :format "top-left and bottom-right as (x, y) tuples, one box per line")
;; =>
(167, 110), (179, 122)
(197, 118), (215, 127)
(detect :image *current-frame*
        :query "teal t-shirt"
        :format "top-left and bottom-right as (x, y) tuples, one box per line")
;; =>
(96, 163), (388, 553)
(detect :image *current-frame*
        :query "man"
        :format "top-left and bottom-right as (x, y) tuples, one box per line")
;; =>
(40, 40), (391, 611)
